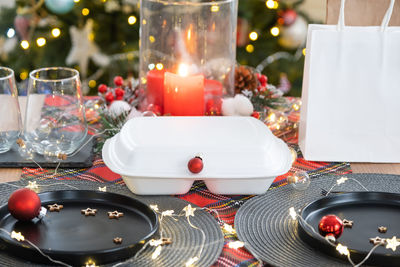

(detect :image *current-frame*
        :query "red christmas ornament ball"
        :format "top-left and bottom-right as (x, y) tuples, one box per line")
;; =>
(188, 157), (203, 174)
(105, 91), (114, 103)
(98, 84), (108, 94)
(114, 76), (124, 86)
(8, 188), (41, 221)
(278, 9), (297, 26)
(318, 214), (344, 239)
(115, 87), (125, 97)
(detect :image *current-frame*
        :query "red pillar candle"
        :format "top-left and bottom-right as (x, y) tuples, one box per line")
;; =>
(164, 64), (204, 116)
(146, 69), (165, 114)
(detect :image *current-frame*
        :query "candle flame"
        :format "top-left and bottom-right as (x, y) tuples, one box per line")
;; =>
(178, 63), (189, 77)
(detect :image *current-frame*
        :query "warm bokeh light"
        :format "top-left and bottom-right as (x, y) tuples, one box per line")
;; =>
(149, 35), (155, 43)
(211, 5), (219, 12)
(245, 44), (254, 53)
(266, 0), (278, 9)
(52, 28), (61, 38)
(88, 80), (96, 88)
(249, 31), (258, 41)
(20, 40), (29, 49)
(270, 26), (280, 36)
(36, 37), (46, 47)
(82, 8), (90, 16)
(156, 63), (164, 70)
(19, 71), (28, 80)
(128, 15), (137, 25)
(302, 48), (306, 56)
(7, 28), (15, 38)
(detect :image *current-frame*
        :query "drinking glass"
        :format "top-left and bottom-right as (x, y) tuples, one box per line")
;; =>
(0, 67), (21, 153)
(24, 67), (87, 155)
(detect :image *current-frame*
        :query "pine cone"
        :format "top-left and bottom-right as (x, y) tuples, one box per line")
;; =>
(234, 65), (258, 94)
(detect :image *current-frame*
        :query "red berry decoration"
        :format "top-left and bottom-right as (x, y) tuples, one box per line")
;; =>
(251, 111), (260, 119)
(205, 98), (222, 116)
(147, 104), (162, 116)
(98, 84), (108, 94)
(318, 214), (344, 240)
(257, 73), (268, 87)
(115, 87), (125, 98)
(188, 156), (203, 174)
(8, 188), (42, 221)
(114, 76), (124, 86)
(105, 91), (114, 103)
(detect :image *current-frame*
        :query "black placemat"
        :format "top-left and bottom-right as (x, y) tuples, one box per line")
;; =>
(0, 179), (224, 267)
(0, 136), (94, 168)
(235, 173), (400, 267)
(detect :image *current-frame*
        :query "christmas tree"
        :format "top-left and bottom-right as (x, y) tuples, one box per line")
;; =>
(0, 0), (313, 96)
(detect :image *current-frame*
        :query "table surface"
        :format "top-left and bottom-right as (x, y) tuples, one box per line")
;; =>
(1, 163), (400, 183)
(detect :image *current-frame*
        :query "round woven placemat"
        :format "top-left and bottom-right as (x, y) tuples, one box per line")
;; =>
(235, 173), (400, 267)
(0, 179), (224, 267)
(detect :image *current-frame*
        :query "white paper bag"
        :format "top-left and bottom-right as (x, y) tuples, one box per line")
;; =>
(299, 0), (400, 162)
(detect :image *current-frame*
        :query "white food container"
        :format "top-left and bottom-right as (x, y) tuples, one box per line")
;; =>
(102, 116), (292, 195)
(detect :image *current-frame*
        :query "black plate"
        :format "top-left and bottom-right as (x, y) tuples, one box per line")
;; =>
(0, 190), (158, 266)
(298, 192), (400, 266)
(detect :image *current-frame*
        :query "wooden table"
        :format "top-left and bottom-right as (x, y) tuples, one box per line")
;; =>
(1, 163), (400, 184)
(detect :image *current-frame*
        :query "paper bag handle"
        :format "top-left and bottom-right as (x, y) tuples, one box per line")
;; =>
(337, 0), (396, 31)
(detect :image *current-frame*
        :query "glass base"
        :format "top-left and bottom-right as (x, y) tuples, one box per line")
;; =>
(0, 147), (11, 154)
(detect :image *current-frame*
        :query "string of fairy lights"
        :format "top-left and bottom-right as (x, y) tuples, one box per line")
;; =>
(289, 176), (400, 267)
(0, 180), (246, 267)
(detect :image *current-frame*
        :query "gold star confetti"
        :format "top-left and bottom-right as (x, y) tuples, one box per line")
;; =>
(369, 236), (386, 246)
(336, 243), (349, 255)
(185, 256), (199, 267)
(386, 236), (400, 251)
(26, 181), (39, 191)
(183, 204), (196, 217)
(337, 177), (348, 185)
(48, 203), (64, 212)
(342, 219), (353, 228)
(108, 210), (124, 219)
(98, 186), (107, 192)
(11, 231), (25, 241)
(228, 241), (244, 249)
(113, 237), (123, 244)
(81, 208), (97, 216)
(85, 259), (98, 267)
(150, 204), (159, 212)
(378, 226), (387, 233)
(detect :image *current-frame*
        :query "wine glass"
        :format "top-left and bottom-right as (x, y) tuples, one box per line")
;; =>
(24, 67), (87, 156)
(0, 67), (22, 153)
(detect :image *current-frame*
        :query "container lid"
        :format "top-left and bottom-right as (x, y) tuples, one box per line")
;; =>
(103, 117), (292, 179)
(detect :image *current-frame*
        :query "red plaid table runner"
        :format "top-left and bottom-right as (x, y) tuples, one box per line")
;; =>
(22, 98), (352, 267)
